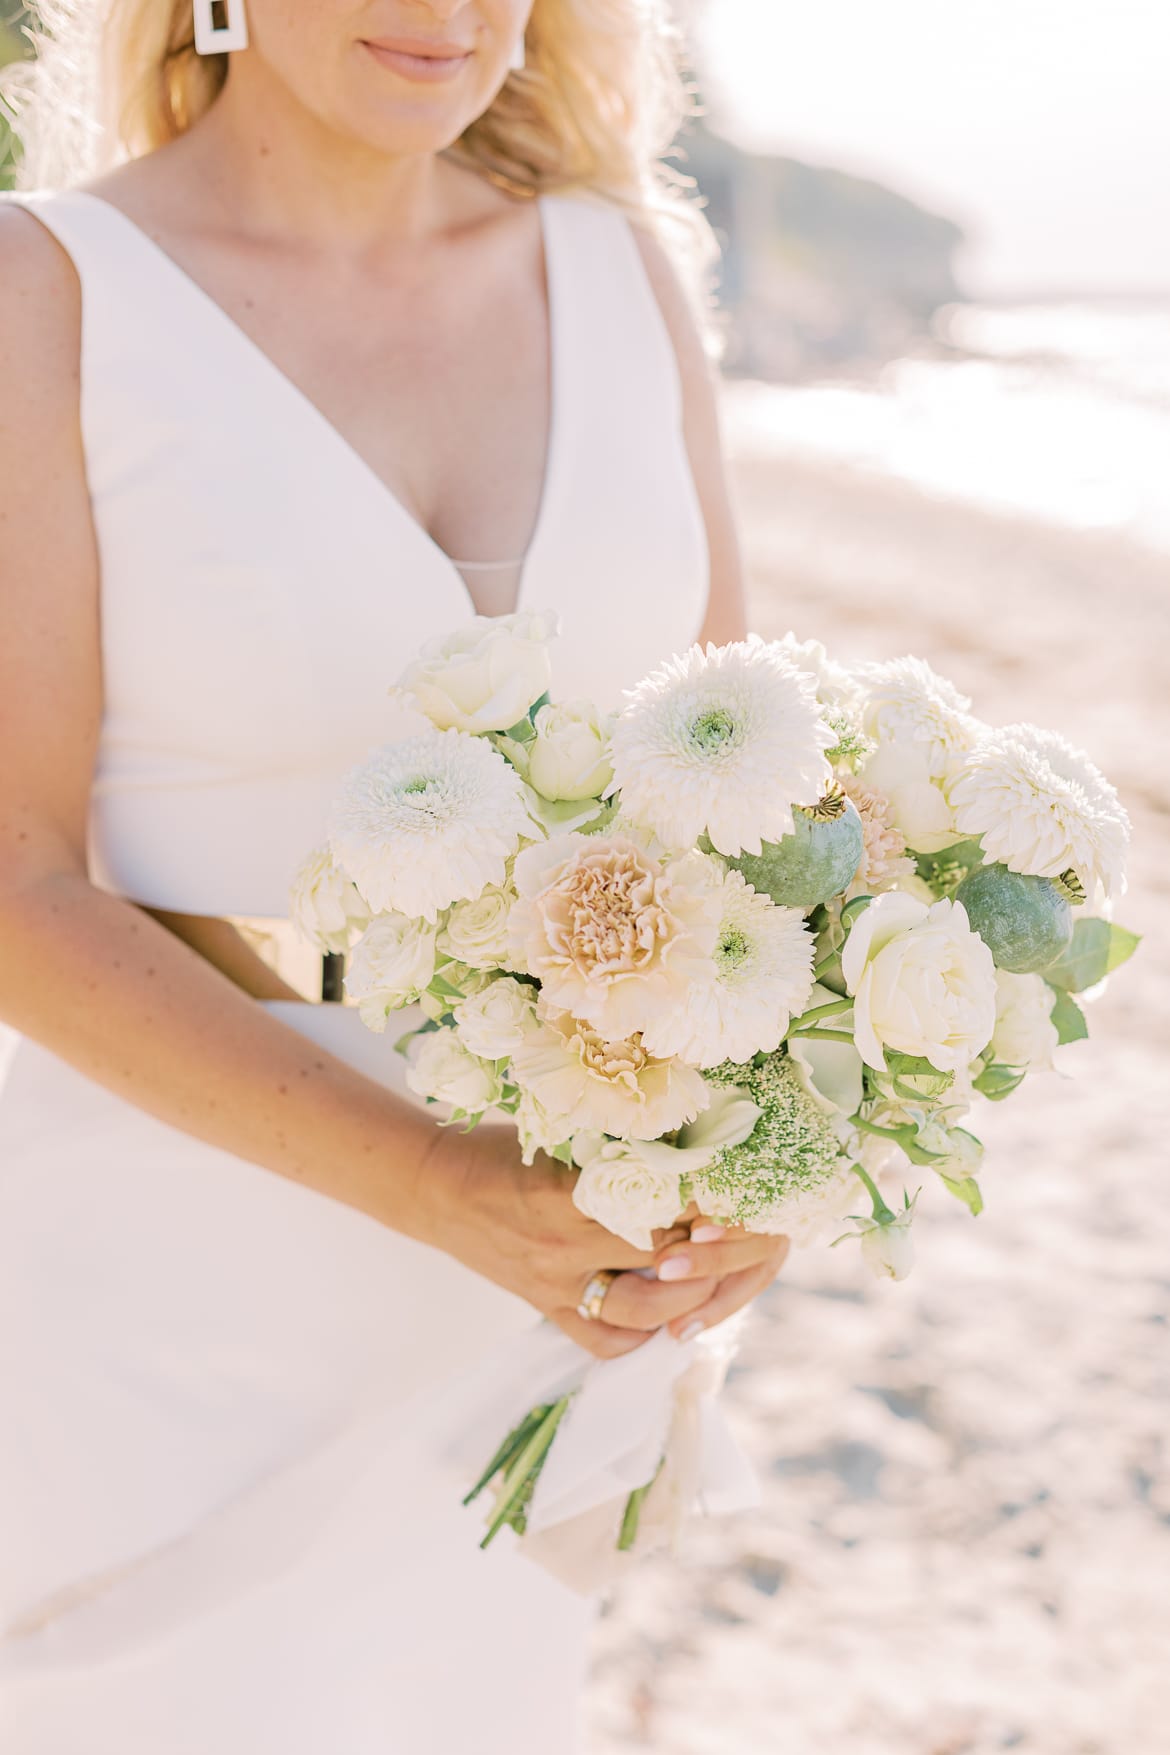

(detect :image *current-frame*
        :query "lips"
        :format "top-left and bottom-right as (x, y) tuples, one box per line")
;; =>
(362, 36), (472, 59)
(360, 36), (473, 80)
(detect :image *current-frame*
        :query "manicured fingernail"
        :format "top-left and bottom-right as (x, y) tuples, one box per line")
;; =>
(691, 1225), (725, 1243)
(678, 1320), (704, 1342)
(658, 1255), (691, 1281)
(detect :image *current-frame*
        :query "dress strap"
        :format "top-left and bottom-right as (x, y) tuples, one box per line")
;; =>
(538, 192), (684, 430)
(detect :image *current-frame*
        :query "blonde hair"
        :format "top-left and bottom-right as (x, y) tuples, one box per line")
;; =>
(2, 0), (720, 335)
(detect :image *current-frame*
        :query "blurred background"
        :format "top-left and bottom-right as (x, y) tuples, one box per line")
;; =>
(591, 6), (1170, 1753)
(4, 1), (1168, 1749)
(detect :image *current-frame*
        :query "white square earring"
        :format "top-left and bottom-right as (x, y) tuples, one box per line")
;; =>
(193, 0), (249, 56)
(508, 33), (526, 72)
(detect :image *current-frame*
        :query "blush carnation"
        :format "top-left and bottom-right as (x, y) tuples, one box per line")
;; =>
(511, 1005), (709, 1141)
(507, 834), (721, 1042)
(840, 775), (917, 897)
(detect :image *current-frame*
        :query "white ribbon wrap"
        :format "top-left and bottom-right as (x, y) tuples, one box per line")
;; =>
(2, 1318), (759, 1672)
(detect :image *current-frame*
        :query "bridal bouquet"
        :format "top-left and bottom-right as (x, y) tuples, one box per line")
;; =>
(290, 613), (1136, 1574)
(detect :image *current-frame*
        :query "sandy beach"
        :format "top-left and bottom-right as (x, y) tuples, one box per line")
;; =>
(588, 393), (1170, 1753)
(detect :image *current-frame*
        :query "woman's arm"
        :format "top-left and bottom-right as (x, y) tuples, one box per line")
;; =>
(630, 220), (750, 647)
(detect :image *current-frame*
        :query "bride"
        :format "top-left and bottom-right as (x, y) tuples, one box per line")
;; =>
(0, 0), (791, 1747)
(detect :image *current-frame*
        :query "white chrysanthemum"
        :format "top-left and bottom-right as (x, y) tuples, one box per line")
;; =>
(289, 843), (371, 955)
(642, 869), (815, 1067)
(858, 655), (982, 779)
(328, 728), (535, 923)
(948, 722), (1130, 899)
(608, 636), (835, 856)
(776, 632), (864, 716)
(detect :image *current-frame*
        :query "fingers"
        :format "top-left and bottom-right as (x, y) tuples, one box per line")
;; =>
(654, 1222), (789, 1285)
(598, 1268), (720, 1333)
(666, 1240), (791, 1341)
(551, 1307), (655, 1362)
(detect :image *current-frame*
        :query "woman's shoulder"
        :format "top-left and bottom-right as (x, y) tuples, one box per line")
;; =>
(0, 195), (84, 391)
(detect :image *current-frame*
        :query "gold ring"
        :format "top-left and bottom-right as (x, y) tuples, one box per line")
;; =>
(576, 1269), (619, 1323)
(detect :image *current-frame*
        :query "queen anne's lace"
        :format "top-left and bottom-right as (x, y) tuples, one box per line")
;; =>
(694, 1054), (855, 1240)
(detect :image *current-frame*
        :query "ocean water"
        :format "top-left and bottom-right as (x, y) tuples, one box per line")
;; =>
(722, 299), (1170, 554)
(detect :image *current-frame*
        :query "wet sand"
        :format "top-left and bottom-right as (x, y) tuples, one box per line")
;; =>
(588, 426), (1170, 1753)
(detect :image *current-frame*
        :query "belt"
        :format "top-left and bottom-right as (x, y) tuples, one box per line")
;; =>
(224, 914), (348, 1002)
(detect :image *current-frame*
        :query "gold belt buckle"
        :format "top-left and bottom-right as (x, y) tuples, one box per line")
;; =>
(228, 916), (348, 1003)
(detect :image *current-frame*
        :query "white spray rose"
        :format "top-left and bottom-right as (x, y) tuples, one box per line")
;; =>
(452, 976), (537, 1061)
(527, 700), (614, 802)
(439, 884), (516, 970)
(405, 1029), (505, 1113)
(419, 961), (492, 1021)
(393, 611), (557, 735)
(570, 1136), (687, 1251)
(991, 969), (1060, 1072)
(344, 913), (436, 1030)
(859, 1208), (918, 1281)
(289, 844), (371, 955)
(861, 740), (963, 855)
(841, 892), (997, 1075)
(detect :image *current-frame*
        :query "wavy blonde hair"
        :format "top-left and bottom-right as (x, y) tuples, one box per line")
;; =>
(2, 0), (719, 334)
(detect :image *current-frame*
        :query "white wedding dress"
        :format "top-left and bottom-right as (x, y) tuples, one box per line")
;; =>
(0, 186), (709, 1752)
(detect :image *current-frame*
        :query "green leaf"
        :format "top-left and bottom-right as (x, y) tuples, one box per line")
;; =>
(937, 1171), (984, 1216)
(1048, 987), (1089, 1045)
(501, 714), (539, 744)
(428, 973), (468, 1002)
(883, 1052), (955, 1098)
(973, 1062), (1028, 1101)
(548, 1139), (575, 1164)
(1043, 918), (1141, 993)
(393, 1016), (439, 1056)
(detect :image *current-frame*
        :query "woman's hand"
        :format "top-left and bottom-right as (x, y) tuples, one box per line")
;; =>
(412, 1123), (788, 1360)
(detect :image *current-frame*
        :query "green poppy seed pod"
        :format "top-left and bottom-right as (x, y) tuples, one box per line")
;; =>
(954, 862), (1073, 973)
(732, 799), (865, 909)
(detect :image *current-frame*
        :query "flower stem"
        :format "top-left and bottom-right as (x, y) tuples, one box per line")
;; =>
(479, 1396), (572, 1550)
(789, 996), (853, 1031)
(787, 1026), (857, 1043)
(617, 1458), (666, 1552)
(850, 1160), (896, 1223)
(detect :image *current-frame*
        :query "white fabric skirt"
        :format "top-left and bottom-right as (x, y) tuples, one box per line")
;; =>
(0, 1001), (594, 1753)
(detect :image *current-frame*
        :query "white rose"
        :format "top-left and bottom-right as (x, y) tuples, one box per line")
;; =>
(859, 1210), (917, 1281)
(514, 1088), (570, 1167)
(394, 611), (557, 735)
(452, 976), (537, 1061)
(289, 844), (371, 955)
(841, 892), (997, 1075)
(862, 740), (962, 855)
(405, 1029), (505, 1114)
(991, 970), (1059, 1072)
(438, 885), (516, 970)
(527, 700), (613, 802)
(344, 913), (436, 1030)
(570, 1136), (687, 1251)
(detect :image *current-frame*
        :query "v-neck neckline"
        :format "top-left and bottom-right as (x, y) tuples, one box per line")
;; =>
(67, 187), (562, 622)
